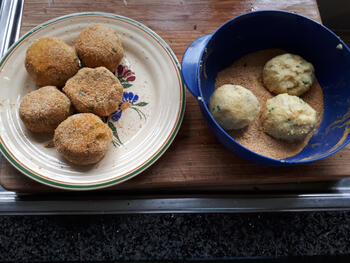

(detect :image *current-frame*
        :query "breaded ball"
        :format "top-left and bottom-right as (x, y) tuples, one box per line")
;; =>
(263, 53), (315, 96)
(75, 24), (124, 72)
(54, 113), (113, 165)
(19, 86), (73, 133)
(263, 94), (317, 142)
(25, 37), (79, 87)
(209, 84), (260, 130)
(63, 67), (123, 116)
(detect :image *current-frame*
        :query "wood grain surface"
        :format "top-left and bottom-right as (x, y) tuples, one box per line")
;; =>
(2, 0), (346, 193)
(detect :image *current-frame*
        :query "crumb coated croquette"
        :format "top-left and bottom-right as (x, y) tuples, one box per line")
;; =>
(63, 67), (123, 116)
(75, 24), (124, 72)
(25, 37), (79, 87)
(54, 113), (113, 165)
(19, 86), (73, 133)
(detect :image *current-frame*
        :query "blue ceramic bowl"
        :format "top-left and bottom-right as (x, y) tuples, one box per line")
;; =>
(181, 10), (350, 165)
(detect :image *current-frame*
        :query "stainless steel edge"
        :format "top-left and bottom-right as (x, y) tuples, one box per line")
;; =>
(0, 0), (24, 57)
(1, 191), (350, 215)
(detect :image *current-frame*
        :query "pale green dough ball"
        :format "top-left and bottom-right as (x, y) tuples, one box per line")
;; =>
(263, 93), (317, 142)
(209, 84), (260, 130)
(263, 53), (315, 96)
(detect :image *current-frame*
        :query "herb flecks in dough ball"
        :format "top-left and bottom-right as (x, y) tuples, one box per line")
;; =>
(209, 84), (260, 130)
(263, 53), (314, 96)
(263, 93), (317, 142)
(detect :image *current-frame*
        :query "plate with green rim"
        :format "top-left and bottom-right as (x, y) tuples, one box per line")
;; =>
(0, 12), (185, 190)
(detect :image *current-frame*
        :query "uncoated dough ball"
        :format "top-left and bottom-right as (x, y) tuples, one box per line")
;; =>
(25, 37), (79, 87)
(263, 94), (317, 142)
(263, 53), (315, 96)
(75, 24), (124, 72)
(209, 84), (260, 130)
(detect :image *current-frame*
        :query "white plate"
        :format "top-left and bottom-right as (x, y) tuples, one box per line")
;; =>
(0, 13), (185, 190)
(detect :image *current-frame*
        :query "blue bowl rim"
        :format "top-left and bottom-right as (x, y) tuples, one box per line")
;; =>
(196, 10), (350, 165)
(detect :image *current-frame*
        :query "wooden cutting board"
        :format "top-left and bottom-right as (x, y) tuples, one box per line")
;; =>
(3, 0), (349, 193)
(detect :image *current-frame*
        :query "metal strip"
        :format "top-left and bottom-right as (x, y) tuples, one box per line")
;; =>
(0, 0), (23, 57)
(1, 193), (350, 215)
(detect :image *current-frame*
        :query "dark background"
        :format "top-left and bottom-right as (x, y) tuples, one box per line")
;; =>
(1, 212), (350, 262)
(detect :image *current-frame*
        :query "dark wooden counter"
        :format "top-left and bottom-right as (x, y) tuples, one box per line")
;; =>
(3, 0), (348, 193)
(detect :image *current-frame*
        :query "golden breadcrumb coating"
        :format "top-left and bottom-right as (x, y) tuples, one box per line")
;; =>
(19, 86), (73, 133)
(54, 113), (113, 165)
(75, 24), (124, 72)
(25, 37), (79, 87)
(63, 67), (123, 116)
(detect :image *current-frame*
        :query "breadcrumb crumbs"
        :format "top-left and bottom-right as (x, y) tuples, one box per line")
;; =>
(215, 49), (324, 159)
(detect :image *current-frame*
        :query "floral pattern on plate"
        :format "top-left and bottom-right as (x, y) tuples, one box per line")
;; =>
(108, 62), (148, 147)
(116, 64), (136, 89)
